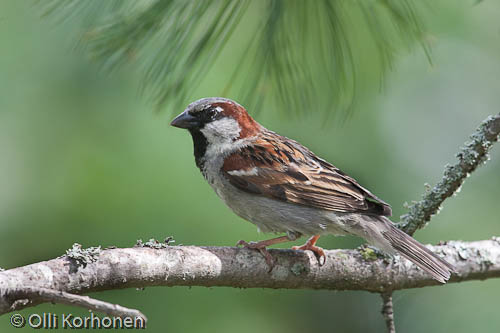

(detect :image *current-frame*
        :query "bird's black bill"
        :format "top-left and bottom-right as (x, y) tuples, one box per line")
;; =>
(170, 112), (199, 129)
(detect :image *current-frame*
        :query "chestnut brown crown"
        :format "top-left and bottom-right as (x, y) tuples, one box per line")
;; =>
(170, 97), (260, 139)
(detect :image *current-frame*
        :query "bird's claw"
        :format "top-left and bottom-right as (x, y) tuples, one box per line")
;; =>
(236, 240), (252, 247)
(236, 239), (275, 271)
(292, 244), (326, 266)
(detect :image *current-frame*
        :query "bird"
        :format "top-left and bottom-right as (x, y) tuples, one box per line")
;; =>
(170, 97), (456, 283)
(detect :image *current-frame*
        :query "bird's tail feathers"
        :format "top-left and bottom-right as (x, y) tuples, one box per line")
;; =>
(380, 219), (456, 284)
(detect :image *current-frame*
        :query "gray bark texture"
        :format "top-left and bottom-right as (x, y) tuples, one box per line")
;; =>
(381, 292), (395, 333)
(1, 238), (500, 316)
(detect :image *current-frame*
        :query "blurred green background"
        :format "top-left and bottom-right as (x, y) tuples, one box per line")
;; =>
(1, 1), (499, 332)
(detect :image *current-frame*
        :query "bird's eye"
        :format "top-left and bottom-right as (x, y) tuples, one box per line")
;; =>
(201, 107), (220, 123)
(208, 109), (217, 120)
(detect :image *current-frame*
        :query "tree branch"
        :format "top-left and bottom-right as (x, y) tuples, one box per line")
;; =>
(5, 287), (146, 322)
(400, 113), (500, 235)
(381, 292), (396, 333)
(1, 238), (499, 316)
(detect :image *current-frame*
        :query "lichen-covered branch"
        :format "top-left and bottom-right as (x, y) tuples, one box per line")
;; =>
(400, 113), (500, 235)
(381, 292), (396, 333)
(1, 238), (499, 316)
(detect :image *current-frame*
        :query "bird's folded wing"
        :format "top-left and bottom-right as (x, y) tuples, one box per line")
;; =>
(222, 136), (392, 216)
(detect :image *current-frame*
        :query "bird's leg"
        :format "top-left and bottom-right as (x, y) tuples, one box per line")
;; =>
(292, 235), (326, 266)
(236, 235), (293, 271)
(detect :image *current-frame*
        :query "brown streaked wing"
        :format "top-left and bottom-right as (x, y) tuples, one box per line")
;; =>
(222, 133), (392, 216)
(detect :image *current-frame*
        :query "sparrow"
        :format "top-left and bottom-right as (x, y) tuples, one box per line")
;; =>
(171, 97), (455, 283)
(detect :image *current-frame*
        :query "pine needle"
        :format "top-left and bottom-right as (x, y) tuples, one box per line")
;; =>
(38, 0), (432, 117)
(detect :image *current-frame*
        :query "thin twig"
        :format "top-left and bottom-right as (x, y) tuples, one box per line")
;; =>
(5, 287), (146, 322)
(381, 292), (395, 333)
(400, 113), (500, 235)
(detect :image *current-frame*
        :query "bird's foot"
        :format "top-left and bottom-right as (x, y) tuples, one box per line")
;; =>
(292, 235), (326, 266)
(236, 240), (275, 271)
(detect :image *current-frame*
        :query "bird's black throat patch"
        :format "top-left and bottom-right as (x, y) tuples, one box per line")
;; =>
(189, 129), (208, 170)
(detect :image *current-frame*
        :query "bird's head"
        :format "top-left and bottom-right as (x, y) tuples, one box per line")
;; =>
(171, 97), (260, 143)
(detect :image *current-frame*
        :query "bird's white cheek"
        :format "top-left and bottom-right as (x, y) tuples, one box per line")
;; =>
(201, 118), (241, 158)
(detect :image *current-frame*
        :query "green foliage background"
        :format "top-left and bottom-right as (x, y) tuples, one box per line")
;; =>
(1, 1), (500, 332)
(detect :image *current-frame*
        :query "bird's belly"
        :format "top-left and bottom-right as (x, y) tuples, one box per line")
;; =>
(214, 180), (351, 236)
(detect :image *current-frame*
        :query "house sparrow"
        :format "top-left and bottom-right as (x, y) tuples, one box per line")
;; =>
(171, 97), (455, 283)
